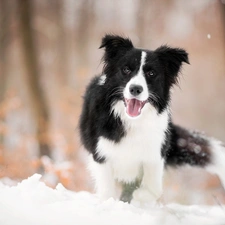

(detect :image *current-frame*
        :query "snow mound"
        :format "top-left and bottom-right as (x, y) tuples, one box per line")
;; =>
(0, 174), (224, 225)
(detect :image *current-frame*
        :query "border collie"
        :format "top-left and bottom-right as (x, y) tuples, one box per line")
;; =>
(79, 34), (225, 203)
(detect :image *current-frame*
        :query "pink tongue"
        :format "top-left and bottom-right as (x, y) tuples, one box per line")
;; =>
(126, 99), (142, 117)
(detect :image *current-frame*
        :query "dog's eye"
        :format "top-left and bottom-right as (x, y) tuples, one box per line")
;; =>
(146, 70), (155, 77)
(123, 66), (131, 75)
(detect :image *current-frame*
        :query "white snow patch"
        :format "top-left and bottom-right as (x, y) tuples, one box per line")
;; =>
(0, 174), (224, 225)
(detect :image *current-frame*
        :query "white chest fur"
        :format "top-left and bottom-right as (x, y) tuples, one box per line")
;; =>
(96, 100), (169, 183)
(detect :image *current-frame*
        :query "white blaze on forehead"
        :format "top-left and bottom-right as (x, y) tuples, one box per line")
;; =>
(124, 51), (148, 101)
(140, 51), (147, 71)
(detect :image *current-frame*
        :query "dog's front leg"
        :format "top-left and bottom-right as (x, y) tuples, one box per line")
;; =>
(88, 157), (118, 200)
(132, 159), (164, 204)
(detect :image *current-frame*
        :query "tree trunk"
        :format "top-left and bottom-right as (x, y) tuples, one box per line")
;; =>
(0, 0), (10, 103)
(76, 0), (95, 66)
(0, 0), (10, 150)
(136, 0), (149, 46)
(18, 0), (51, 157)
(54, 0), (69, 86)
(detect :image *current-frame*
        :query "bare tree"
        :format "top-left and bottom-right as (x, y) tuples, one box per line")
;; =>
(221, 1), (225, 41)
(18, 0), (51, 157)
(54, 0), (69, 85)
(136, 0), (149, 45)
(0, 0), (10, 103)
(76, 0), (96, 67)
(136, 0), (174, 46)
(0, 0), (11, 149)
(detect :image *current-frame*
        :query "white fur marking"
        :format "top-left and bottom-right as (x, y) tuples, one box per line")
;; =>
(96, 100), (169, 202)
(132, 161), (164, 203)
(88, 155), (118, 199)
(124, 51), (148, 101)
(98, 74), (106, 85)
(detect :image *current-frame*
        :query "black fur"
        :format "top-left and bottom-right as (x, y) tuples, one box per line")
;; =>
(79, 76), (126, 163)
(166, 124), (211, 167)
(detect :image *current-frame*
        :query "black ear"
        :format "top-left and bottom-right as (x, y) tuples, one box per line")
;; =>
(155, 45), (189, 84)
(99, 34), (133, 62)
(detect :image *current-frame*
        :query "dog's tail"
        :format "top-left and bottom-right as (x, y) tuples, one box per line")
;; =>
(166, 124), (225, 188)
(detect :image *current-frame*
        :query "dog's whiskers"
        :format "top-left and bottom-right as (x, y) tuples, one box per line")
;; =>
(108, 87), (124, 99)
(148, 92), (164, 108)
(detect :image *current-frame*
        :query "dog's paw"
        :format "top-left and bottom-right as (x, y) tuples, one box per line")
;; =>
(131, 187), (161, 206)
(132, 187), (156, 202)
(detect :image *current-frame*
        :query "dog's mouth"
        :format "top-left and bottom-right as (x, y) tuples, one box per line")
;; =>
(124, 98), (147, 117)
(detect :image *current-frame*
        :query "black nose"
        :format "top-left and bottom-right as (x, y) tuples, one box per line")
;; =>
(129, 85), (143, 96)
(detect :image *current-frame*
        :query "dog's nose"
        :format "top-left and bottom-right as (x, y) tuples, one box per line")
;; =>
(129, 85), (143, 96)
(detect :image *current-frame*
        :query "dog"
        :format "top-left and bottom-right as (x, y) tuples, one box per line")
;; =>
(79, 34), (225, 203)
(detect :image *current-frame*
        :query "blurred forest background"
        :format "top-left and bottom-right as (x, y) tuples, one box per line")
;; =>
(1, 0), (225, 205)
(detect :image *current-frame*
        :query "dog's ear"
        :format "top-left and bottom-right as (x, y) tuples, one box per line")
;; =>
(155, 45), (189, 84)
(99, 34), (133, 61)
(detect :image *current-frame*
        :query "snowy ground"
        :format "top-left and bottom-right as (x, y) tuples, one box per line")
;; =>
(0, 174), (225, 225)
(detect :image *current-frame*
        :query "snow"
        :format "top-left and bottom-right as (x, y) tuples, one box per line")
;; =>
(0, 174), (224, 225)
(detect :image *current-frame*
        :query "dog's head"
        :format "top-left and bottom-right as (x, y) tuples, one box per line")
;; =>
(100, 34), (189, 118)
